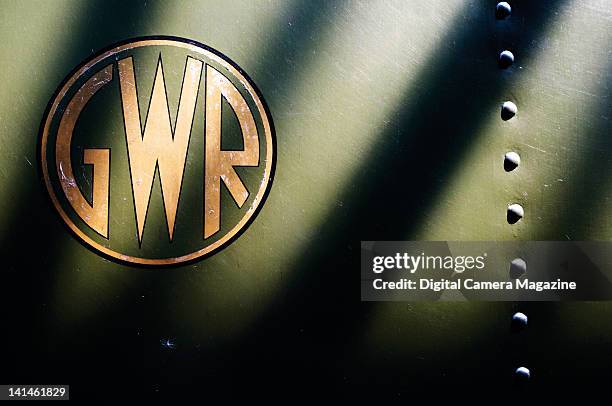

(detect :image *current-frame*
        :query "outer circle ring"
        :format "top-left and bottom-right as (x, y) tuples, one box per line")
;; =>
(39, 36), (276, 266)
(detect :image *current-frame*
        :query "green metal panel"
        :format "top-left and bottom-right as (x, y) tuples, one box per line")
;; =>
(0, 0), (610, 397)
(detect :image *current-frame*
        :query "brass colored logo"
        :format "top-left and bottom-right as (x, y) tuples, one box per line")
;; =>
(40, 37), (275, 265)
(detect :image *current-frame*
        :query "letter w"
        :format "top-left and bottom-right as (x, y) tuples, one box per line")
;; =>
(118, 56), (202, 243)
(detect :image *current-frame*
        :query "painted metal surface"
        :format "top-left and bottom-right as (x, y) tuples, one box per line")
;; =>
(0, 0), (610, 396)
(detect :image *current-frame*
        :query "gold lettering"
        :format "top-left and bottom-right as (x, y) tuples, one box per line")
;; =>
(118, 56), (203, 242)
(56, 65), (112, 238)
(204, 65), (259, 238)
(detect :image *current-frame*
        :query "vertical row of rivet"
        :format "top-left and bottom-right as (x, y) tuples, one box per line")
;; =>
(496, 1), (530, 384)
(497, 2), (524, 225)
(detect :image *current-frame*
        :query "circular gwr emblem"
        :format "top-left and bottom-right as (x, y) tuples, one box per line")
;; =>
(40, 37), (275, 266)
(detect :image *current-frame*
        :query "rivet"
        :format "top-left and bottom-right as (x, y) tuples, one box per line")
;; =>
(512, 312), (528, 327)
(504, 151), (521, 171)
(496, 2), (512, 19)
(515, 366), (530, 380)
(509, 258), (527, 279)
(498, 50), (515, 68)
(507, 203), (524, 224)
(501, 101), (517, 121)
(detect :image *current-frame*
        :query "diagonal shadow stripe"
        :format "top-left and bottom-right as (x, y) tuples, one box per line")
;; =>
(0, 0), (347, 391)
(0, 0), (164, 384)
(504, 56), (612, 389)
(200, 0), (570, 391)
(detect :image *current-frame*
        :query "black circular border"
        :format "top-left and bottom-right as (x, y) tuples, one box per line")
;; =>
(38, 35), (277, 269)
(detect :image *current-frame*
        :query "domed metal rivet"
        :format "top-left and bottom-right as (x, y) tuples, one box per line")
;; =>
(496, 2), (512, 19)
(509, 258), (527, 279)
(501, 101), (517, 121)
(507, 203), (524, 224)
(504, 151), (521, 171)
(511, 312), (528, 330)
(515, 366), (530, 381)
(498, 50), (515, 68)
